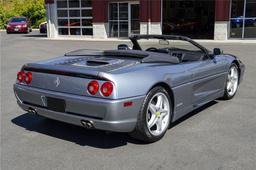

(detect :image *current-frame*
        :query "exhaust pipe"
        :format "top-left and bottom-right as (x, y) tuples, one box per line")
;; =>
(28, 108), (37, 115)
(81, 120), (94, 129)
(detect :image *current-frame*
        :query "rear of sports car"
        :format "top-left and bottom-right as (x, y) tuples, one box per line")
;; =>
(13, 55), (146, 132)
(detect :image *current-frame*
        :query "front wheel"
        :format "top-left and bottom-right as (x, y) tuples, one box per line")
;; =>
(130, 86), (172, 142)
(222, 64), (239, 100)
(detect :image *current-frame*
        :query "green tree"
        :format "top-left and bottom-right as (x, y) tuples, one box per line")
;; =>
(0, 1), (17, 28)
(0, 0), (46, 29)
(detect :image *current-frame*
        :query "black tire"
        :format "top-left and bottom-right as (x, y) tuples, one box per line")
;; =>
(222, 63), (239, 100)
(130, 86), (172, 143)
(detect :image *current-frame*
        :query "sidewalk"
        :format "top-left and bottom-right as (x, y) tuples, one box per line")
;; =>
(1, 29), (256, 43)
(44, 36), (256, 43)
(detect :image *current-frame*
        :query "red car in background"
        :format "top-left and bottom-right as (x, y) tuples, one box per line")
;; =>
(6, 16), (32, 34)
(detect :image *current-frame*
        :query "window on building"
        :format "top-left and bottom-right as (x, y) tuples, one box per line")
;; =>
(245, 0), (256, 17)
(230, 0), (256, 38)
(162, 0), (215, 39)
(57, 0), (93, 36)
(109, 3), (129, 37)
(109, 2), (139, 37)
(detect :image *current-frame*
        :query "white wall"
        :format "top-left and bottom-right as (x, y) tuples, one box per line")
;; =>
(46, 2), (58, 38)
(93, 23), (108, 39)
(214, 21), (229, 40)
(140, 22), (162, 35)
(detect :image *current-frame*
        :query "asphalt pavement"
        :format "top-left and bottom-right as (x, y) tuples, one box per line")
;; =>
(1, 31), (256, 170)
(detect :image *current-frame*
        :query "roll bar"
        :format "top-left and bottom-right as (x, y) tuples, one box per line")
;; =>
(129, 34), (210, 57)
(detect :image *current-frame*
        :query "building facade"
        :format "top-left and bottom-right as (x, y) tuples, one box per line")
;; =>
(45, 0), (256, 40)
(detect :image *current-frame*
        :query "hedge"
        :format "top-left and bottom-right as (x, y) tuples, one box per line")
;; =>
(0, 0), (46, 29)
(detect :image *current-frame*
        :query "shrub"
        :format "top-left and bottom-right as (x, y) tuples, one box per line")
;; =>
(0, 0), (46, 29)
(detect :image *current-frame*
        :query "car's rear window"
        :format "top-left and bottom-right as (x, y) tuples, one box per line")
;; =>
(11, 18), (26, 23)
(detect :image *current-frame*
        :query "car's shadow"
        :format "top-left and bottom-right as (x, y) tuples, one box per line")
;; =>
(11, 100), (218, 148)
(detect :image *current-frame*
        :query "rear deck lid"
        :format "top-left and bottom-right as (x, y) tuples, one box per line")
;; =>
(21, 54), (140, 96)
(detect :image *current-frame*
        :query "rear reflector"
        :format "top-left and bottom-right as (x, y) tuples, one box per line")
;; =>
(87, 80), (99, 95)
(123, 101), (133, 107)
(101, 81), (113, 97)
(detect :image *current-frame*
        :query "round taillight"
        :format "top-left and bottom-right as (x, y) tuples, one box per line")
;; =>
(101, 81), (113, 97)
(17, 71), (25, 82)
(87, 80), (99, 95)
(24, 72), (32, 84)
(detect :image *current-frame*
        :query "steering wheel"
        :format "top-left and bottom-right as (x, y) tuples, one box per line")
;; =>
(146, 47), (158, 52)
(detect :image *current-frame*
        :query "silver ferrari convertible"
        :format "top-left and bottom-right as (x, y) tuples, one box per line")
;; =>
(14, 35), (245, 142)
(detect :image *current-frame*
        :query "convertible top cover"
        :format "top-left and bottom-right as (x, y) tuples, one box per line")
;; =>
(65, 49), (180, 64)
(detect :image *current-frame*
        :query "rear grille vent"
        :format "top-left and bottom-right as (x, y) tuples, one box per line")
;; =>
(86, 60), (109, 66)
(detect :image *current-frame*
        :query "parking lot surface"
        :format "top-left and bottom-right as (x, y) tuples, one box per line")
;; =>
(1, 31), (256, 170)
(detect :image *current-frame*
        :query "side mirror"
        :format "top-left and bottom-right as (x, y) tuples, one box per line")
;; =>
(117, 44), (131, 50)
(213, 48), (222, 55)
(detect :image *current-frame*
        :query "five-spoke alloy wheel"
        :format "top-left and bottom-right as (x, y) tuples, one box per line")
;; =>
(146, 93), (170, 136)
(223, 63), (239, 99)
(130, 86), (172, 142)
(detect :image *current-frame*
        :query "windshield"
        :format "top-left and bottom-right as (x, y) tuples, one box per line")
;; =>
(10, 18), (26, 23)
(136, 38), (202, 52)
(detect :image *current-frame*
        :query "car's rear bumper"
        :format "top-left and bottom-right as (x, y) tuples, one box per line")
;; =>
(14, 84), (145, 132)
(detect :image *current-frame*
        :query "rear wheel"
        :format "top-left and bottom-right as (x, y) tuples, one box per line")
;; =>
(222, 64), (239, 99)
(130, 86), (172, 142)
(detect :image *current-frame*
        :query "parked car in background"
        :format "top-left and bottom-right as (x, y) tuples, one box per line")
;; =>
(39, 22), (47, 33)
(6, 16), (32, 34)
(231, 16), (256, 28)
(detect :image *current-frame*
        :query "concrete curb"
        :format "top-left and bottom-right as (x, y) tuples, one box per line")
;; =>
(42, 37), (131, 42)
(196, 40), (256, 43)
(1, 29), (255, 43)
(40, 37), (256, 43)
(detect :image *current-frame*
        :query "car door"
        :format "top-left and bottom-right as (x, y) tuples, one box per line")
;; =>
(183, 56), (227, 107)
